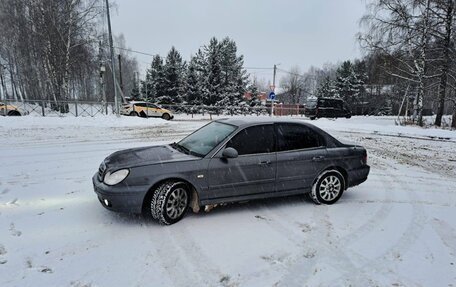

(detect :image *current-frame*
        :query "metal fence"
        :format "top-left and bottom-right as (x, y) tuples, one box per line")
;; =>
(0, 99), (115, 117)
(0, 99), (306, 118)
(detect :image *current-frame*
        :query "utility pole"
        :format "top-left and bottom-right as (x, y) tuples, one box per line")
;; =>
(105, 0), (119, 116)
(271, 64), (277, 116)
(0, 64), (5, 101)
(118, 54), (124, 93)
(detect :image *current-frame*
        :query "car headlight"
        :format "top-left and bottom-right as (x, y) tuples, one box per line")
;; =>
(103, 169), (129, 186)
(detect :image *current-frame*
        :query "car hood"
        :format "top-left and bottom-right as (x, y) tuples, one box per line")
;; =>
(104, 145), (199, 169)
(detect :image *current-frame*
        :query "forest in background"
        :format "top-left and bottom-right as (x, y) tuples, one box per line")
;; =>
(1, 0), (455, 127)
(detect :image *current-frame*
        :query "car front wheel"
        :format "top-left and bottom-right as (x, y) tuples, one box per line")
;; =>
(150, 181), (189, 225)
(310, 170), (345, 205)
(162, 113), (171, 120)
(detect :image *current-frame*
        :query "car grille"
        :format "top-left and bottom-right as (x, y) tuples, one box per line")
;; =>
(98, 162), (106, 181)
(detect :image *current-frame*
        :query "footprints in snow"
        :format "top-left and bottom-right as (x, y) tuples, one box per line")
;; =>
(9, 223), (22, 237)
(26, 257), (53, 274)
(0, 244), (7, 264)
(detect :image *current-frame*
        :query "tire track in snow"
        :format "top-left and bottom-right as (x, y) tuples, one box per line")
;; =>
(277, 155), (396, 286)
(324, 155), (429, 286)
(138, 221), (227, 287)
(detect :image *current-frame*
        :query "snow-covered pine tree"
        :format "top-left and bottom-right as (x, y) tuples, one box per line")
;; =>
(161, 47), (186, 104)
(316, 76), (336, 98)
(334, 61), (364, 105)
(141, 55), (164, 102)
(193, 48), (209, 105)
(184, 56), (201, 104)
(203, 38), (223, 105)
(217, 37), (248, 107)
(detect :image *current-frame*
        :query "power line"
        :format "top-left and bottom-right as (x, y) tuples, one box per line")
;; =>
(113, 46), (157, 57)
(245, 67), (274, 70)
(276, 68), (306, 78)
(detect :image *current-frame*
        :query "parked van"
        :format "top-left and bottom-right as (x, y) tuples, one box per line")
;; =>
(305, 97), (351, 120)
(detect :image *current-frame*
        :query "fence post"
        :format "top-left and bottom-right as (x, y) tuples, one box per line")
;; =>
(41, 101), (45, 116)
(75, 100), (79, 117)
(2, 99), (6, 116)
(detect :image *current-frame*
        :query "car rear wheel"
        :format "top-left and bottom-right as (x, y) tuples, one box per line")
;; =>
(150, 181), (189, 225)
(129, 111), (139, 117)
(310, 170), (345, 205)
(8, 110), (21, 116)
(162, 113), (171, 120)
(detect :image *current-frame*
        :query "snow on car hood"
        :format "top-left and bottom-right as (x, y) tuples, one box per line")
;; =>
(104, 145), (199, 169)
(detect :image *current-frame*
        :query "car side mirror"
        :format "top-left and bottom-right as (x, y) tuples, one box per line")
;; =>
(222, 147), (238, 159)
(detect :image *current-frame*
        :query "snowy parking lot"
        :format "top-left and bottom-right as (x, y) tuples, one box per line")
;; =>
(1, 115), (456, 286)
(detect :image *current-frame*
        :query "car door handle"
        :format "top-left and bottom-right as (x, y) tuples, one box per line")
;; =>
(258, 161), (271, 166)
(312, 156), (325, 161)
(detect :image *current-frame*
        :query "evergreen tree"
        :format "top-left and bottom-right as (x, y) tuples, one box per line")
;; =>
(334, 61), (365, 105)
(203, 37), (223, 105)
(141, 55), (164, 102)
(184, 56), (201, 104)
(217, 37), (248, 106)
(160, 46), (186, 104)
(316, 76), (336, 98)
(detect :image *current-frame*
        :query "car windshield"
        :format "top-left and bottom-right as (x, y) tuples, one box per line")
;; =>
(176, 121), (236, 157)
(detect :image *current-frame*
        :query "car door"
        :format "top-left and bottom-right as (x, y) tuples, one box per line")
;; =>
(146, 103), (160, 117)
(275, 123), (328, 192)
(206, 124), (276, 201)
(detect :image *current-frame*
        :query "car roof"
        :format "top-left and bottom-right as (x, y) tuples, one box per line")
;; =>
(215, 117), (317, 129)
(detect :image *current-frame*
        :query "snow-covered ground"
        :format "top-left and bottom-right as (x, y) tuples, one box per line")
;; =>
(1, 115), (455, 286)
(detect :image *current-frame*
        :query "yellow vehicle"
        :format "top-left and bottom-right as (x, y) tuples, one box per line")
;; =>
(0, 103), (27, 116)
(121, 101), (174, 120)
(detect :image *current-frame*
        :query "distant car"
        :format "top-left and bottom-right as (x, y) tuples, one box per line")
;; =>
(121, 101), (173, 120)
(0, 103), (27, 116)
(93, 118), (370, 225)
(305, 97), (351, 120)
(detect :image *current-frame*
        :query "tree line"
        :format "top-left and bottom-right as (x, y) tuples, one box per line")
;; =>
(138, 37), (249, 106)
(0, 0), (138, 110)
(282, 0), (456, 127)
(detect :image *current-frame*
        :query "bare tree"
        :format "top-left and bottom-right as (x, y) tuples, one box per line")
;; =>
(0, 0), (105, 106)
(280, 66), (305, 104)
(360, 0), (436, 126)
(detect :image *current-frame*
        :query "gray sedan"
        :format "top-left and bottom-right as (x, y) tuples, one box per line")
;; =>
(93, 118), (370, 225)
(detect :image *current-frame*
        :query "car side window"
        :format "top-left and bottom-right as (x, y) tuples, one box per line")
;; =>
(135, 103), (146, 108)
(226, 125), (274, 155)
(276, 124), (325, 152)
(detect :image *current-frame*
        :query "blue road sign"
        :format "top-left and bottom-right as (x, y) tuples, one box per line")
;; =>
(269, 92), (276, 100)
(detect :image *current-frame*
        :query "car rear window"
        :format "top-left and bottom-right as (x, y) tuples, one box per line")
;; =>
(276, 124), (324, 151)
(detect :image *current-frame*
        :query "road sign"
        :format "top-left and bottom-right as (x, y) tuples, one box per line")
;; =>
(269, 92), (276, 100)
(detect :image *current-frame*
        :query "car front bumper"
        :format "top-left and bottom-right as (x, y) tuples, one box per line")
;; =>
(92, 173), (146, 214)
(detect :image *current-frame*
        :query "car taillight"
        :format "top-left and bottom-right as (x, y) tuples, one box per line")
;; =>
(362, 152), (367, 165)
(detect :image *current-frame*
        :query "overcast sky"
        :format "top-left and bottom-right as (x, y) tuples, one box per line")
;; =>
(111, 0), (367, 81)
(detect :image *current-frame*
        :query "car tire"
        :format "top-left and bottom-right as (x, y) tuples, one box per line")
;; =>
(8, 110), (21, 116)
(345, 115), (351, 119)
(150, 181), (189, 225)
(310, 170), (345, 205)
(162, 113), (171, 120)
(129, 111), (139, 117)
(309, 116), (316, 120)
